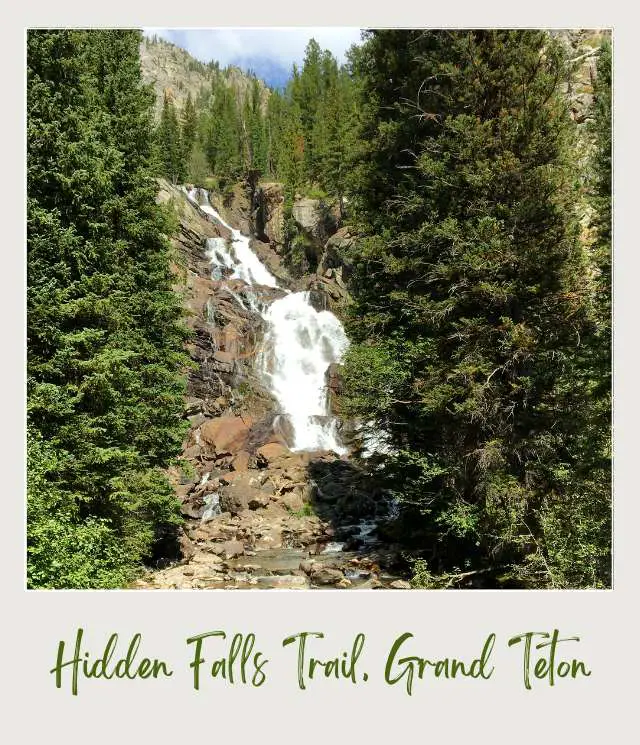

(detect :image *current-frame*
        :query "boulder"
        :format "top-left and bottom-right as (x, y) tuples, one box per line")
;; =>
(184, 399), (206, 417)
(310, 567), (345, 586)
(299, 559), (316, 575)
(257, 442), (291, 464)
(219, 472), (272, 515)
(221, 540), (245, 559)
(389, 579), (412, 590)
(183, 444), (202, 460)
(231, 451), (251, 471)
(179, 531), (196, 562)
(176, 483), (195, 501)
(247, 493), (270, 510)
(254, 526), (283, 549)
(280, 490), (305, 513)
(319, 227), (355, 279)
(180, 494), (205, 520)
(200, 415), (253, 456)
(292, 198), (338, 243)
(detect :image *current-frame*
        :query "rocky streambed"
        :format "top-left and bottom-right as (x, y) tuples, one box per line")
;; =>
(135, 446), (410, 590)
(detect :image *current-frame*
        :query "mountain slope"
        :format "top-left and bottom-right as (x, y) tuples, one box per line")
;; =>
(140, 35), (270, 117)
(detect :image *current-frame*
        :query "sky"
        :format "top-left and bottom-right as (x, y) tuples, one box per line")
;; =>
(143, 28), (363, 88)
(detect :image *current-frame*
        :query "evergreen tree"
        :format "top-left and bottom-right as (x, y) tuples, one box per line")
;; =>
(181, 92), (198, 169)
(27, 29), (189, 588)
(188, 141), (210, 184)
(158, 90), (183, 183)
(209, 85), (242, 187)
(246, 78), (268, 174)
(342, 30), (609, 587)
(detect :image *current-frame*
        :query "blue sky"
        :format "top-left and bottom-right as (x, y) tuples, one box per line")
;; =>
(143, 28), (363, 88)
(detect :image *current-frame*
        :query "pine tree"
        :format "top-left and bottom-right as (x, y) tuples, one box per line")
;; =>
(158, 90), (183, 183)
(27, 29), (190, 588)
(342, 30), (608, 587)
(533, 37), (612, 588)
(209, 85), (242, 187)
(247, 78), (268, 174)
(181, 92), (198, 170)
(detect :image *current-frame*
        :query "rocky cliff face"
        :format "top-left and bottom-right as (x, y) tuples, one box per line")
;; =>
(554, 29), (611, 256)
(140, 35), (270, 118)
(553, 29), (611, 125)
(252, 183), (351, 311)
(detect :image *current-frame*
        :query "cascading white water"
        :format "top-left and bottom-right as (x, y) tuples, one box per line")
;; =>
(188, 188), (278, 288)
(260, 292), (349, 453)
(186, 187), (349, 454)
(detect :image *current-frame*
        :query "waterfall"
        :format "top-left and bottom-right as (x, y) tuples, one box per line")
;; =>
(186, 187), (349, 454)
(260, 292), (348, 454)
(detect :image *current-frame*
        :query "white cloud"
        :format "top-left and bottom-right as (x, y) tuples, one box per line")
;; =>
(143, 27), (363, 69)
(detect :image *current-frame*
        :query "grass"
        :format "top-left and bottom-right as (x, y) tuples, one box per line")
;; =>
(289, 503), (316, 518)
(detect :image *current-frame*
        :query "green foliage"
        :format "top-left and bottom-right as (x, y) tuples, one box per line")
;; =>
(27, 429), (132, 588)
(342, 30), (611, 588)
(27, 30), (190, 588)
(288, 503), (316, 518)
(158, 91), (184, 183)
(266, 40), (358, 199)
(187, 142), (209, 184)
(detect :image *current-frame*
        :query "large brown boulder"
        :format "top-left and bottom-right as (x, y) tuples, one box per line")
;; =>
(257, 442), (291, 464)
(219, 471), (272, 515)
(200, 415), (253, 456)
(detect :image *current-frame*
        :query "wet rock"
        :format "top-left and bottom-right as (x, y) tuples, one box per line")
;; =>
(299, 559), (316, 575)
(254, 526), (283, 550)
(325, 363), (343, 396)
(191, 552), (224, 565)
(389, 579), (412, 590)
(254, 575), (308, 589)
(212, 350), (235, 374)
(310, 567), (344, 586)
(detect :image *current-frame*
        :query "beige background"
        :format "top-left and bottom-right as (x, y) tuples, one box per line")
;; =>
(4, 1), (635, 742)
